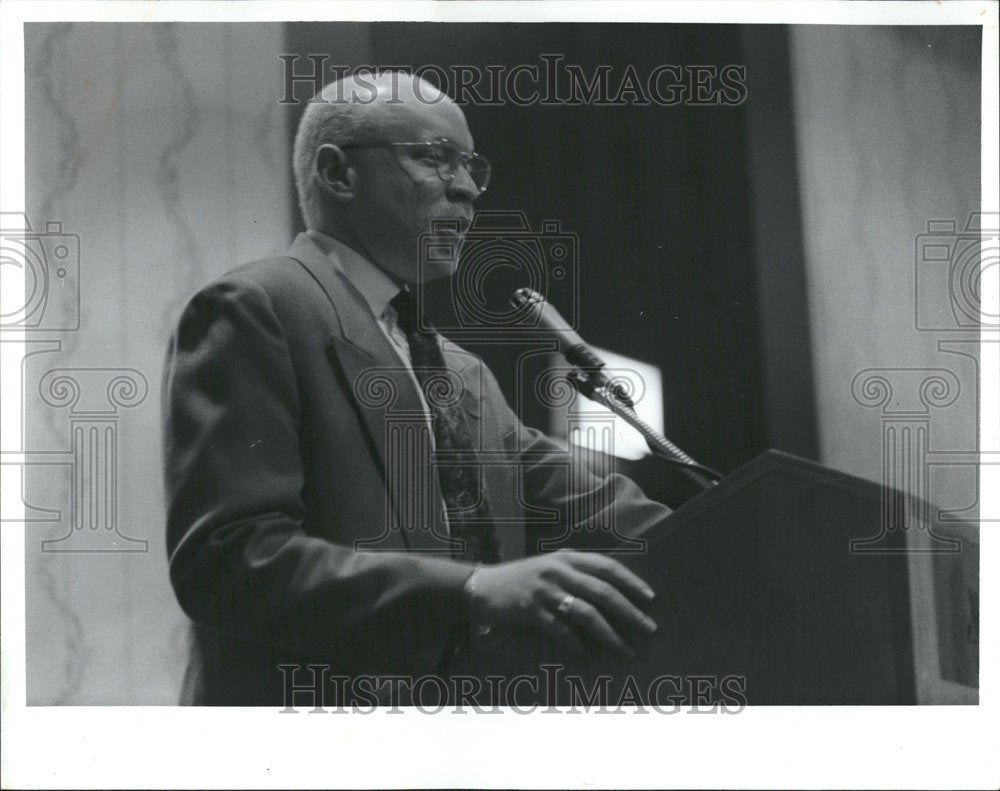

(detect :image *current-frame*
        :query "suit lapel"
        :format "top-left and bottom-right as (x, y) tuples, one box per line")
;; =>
(288, 233), (469, 554)
(287, 234), (399, 364)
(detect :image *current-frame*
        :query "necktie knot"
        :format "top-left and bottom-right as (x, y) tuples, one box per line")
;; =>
(390, 288), (420, 335)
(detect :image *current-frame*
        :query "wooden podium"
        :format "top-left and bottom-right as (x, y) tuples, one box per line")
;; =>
(445, 450), (980, 706)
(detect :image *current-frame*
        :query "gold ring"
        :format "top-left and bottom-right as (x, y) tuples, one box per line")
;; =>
(556, 593), (576, 616)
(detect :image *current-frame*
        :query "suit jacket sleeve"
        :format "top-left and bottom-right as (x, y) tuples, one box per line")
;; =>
(162, 278), (474, 673)
(520, 423), (673, 550)
(482, 366), (673, 552)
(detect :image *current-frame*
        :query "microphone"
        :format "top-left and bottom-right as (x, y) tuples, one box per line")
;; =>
(510, 287), (635, 407)
(511, 286), (721, 489)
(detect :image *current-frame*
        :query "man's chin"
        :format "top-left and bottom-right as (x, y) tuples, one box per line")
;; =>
(428, 228), (467, 250)
(413, 230), (464, 282)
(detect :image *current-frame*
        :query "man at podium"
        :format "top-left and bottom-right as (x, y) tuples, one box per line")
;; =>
(161, 72), (672, 706)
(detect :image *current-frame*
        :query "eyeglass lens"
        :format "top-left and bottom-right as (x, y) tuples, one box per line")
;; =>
(434, 144), (490, 191)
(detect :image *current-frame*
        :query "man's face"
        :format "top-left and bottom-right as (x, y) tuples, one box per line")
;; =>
(345, 97), (481, 284)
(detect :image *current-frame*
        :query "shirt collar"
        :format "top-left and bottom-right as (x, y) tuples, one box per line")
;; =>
(307, 230), (403, 321)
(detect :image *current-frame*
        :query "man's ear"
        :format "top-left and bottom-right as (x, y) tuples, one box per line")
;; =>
(315, 144), (355, 201)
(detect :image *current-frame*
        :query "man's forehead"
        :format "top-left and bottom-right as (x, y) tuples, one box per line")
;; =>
(377, 94), (473, 147)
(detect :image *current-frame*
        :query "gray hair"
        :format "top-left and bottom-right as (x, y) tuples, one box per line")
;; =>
(291, 72), (441, 228)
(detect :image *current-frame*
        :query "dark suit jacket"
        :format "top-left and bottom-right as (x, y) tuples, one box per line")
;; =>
(162, 233), (671, 705)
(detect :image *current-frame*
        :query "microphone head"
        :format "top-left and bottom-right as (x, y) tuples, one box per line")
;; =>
(509, 287), (586, 347)
(509, 287), (620, 401)
(510, 287), (544, 311)
(510, 287), (548, 329)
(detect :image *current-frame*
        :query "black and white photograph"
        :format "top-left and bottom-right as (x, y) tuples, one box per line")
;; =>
(1, 1), (997, 788)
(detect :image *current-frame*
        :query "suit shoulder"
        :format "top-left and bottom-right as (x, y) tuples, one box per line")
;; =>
(169, 256), (327, 342)
(205, 255), (315, 298)
(180, 255), (324, 314)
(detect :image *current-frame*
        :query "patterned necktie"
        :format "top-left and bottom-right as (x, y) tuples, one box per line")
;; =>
(390, 289), (502, 564)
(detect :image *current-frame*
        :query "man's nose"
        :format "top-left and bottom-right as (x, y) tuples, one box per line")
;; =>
(446, 165), (481, 201)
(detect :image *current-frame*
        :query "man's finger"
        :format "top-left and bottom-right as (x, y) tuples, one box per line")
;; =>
(565, 552), (656, 602)
(557, 595), (634, 659)
(535, 606), (588, 657)
(561, 569), (657, 636)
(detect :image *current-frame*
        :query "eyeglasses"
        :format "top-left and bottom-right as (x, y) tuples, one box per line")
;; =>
(338, 138), (492, 193)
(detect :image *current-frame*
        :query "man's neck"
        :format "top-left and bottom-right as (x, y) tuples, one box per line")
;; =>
(309, 225), (405, 289)
(307, 229), (407, 323)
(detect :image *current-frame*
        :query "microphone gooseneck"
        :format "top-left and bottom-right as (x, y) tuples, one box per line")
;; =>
(510, 287), (635, 408)
(511, 287), (721, 490)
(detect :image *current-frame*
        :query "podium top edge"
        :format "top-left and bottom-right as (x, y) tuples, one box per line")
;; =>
(649, 448), (977, 543)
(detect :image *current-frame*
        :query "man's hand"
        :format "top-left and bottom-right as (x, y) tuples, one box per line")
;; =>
(464, 550), (657, 659)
